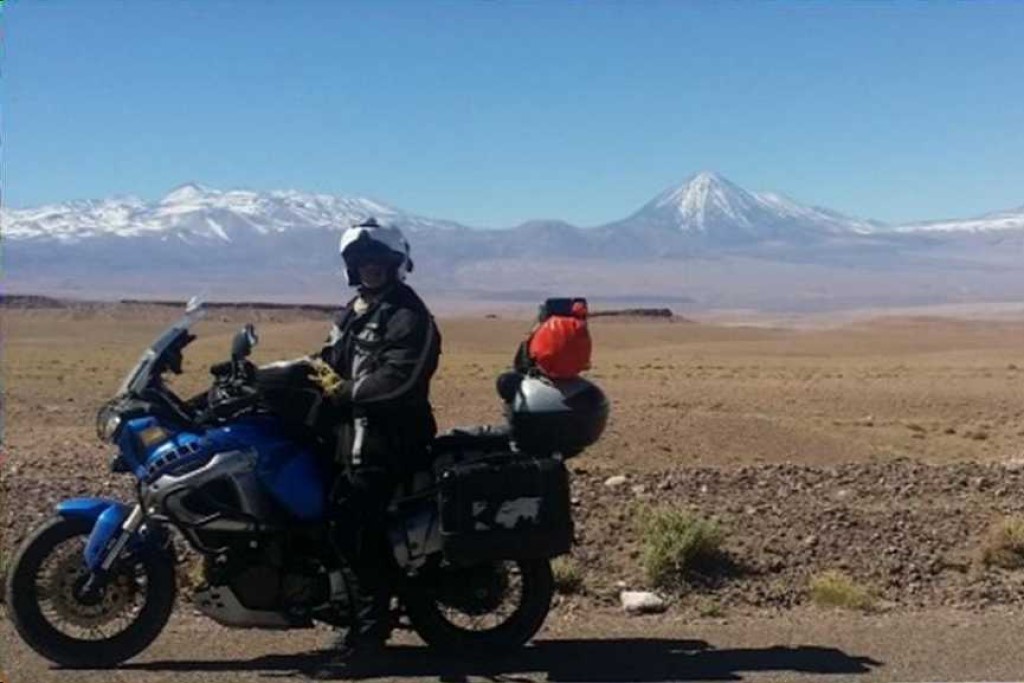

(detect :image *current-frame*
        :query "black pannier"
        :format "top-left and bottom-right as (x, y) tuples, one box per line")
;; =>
(435, 453), (573, 564)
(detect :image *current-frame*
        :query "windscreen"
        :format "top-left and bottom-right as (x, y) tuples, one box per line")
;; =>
(115, 299), (207, 396)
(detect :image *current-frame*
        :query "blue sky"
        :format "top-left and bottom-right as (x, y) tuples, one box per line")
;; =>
(4, 1), (1023, 228)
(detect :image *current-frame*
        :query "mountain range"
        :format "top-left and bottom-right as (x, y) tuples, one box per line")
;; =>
(4, 172), (1023, 311)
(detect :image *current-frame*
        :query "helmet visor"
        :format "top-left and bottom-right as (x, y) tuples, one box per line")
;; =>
(344, 242), (403, 267)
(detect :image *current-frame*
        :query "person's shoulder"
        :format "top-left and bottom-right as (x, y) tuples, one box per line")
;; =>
(380, 285), (436, 339)
(384, 283), (432, 316)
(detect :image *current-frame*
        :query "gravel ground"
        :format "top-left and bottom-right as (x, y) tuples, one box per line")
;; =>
(569, 458), (1024, 612)
(3, 306), (1024, 681)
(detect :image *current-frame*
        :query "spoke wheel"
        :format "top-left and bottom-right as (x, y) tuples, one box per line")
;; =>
(404, 558), (553, 654)
(37, 534), (147, 639)
(6, 516), (176, 668)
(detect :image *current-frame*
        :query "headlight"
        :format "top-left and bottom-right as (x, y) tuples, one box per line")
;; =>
(99, 413), (123, 443)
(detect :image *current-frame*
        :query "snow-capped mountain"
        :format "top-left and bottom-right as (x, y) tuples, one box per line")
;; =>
(6, 173), (1019, 250)
(3, 182), (467, 244)
(3, 173), (1022, 309)
(895, 205), (1024, 234)
(603, 171), (884, 244)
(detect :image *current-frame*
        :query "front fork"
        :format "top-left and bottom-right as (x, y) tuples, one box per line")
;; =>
(92, 504), (146, 572)
(58, 501), (148, 601)
(81, 505), (148, 602)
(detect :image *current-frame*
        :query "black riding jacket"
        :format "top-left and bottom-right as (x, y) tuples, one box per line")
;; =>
(319, 283), (441, 472)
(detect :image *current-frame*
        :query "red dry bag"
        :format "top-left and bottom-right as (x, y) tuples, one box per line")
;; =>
(527, 300), (592, 379)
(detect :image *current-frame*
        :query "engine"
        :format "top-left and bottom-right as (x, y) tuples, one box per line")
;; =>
(225, 561), (329, 611)
(193, 538), (332, 628)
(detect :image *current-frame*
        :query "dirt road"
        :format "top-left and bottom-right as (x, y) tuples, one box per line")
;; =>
(3, 608), (1024, 682)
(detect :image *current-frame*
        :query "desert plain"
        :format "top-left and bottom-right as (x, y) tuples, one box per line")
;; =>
(2, 300), (1024, 682)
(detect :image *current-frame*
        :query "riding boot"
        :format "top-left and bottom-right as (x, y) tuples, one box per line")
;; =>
(335, 549), (392, 645)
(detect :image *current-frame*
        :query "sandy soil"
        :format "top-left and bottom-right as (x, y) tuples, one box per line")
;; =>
(2, 303), (1023, 680)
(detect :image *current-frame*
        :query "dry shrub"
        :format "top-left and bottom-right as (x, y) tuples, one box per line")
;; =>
(637, 506), (725, 589)
(177, 554), (206, 595)
(695, 597), (724, 618)
(552, 557), (584, 595)
(809, 570), (876, 611)
(980, 517), (1024, 569)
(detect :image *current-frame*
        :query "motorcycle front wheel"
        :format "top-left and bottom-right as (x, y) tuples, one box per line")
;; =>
(403, 558), (553, 654)
(5, 516), (176, 668)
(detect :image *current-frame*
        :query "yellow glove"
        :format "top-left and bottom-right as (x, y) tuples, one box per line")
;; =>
(308, 358), (346, 399)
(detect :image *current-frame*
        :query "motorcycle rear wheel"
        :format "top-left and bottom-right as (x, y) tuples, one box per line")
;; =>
(5, 516), (176, 668)
(403, 558), (553, 654)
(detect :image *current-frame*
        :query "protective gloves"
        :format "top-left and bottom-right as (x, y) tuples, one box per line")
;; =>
(308, 357), (350, 402)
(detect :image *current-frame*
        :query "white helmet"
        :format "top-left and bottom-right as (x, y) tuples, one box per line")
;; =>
(338, 217), (413, 286)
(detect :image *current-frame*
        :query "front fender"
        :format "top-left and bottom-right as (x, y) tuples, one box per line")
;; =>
(57, 497), (127, 522)
(56, 498), (173, 572)
(57, 498), (132, 570)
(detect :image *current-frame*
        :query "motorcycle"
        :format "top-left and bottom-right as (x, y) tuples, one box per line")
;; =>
(5, 297), (609, 667)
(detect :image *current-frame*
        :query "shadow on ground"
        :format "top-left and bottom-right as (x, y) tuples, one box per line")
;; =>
(116, 638), (882, 681)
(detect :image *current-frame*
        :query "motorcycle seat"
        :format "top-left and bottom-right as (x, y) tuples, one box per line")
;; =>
(430, 425), (511, 458)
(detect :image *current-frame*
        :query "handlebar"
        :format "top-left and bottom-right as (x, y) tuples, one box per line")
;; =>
(198, 358), (260, 424)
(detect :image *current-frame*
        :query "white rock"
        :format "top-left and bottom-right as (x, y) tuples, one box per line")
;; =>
(1002, 456), (1024, 471)
(620, 591), (668, 614)
(604, 475), (628, 488)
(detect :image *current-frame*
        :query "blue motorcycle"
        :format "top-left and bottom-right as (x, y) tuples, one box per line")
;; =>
(5, 297), (609, 667)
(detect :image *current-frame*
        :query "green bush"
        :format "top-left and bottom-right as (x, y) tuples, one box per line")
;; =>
(809, 570), (876, 611)
(637, 506), (725, 588)
(980, 517), (1024, 569)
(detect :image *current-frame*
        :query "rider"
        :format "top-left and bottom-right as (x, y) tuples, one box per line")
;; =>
(316, 217), (441, 658)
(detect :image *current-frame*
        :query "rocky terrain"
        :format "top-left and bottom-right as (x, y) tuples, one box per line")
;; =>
(3, 302), (1024, 681)
(3, 303), (1023, 617)
(568, 459), (1024, 612)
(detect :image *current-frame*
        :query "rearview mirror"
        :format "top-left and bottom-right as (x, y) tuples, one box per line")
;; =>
(185, 295), (205, 315)
(231, 323), (258, 361)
